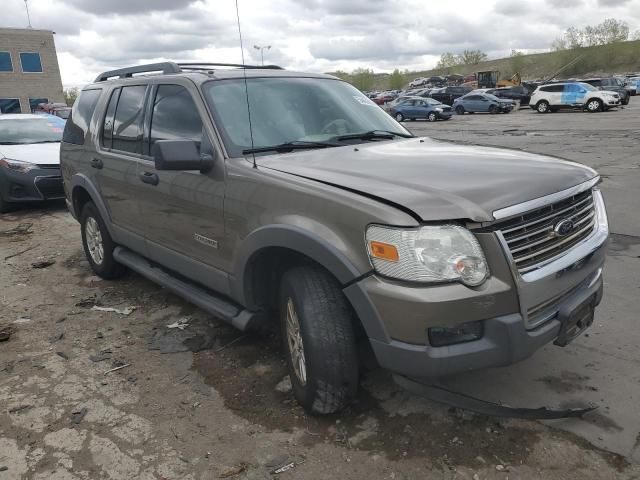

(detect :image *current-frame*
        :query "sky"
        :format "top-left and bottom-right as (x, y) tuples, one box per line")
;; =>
(3, 0), (640, 87)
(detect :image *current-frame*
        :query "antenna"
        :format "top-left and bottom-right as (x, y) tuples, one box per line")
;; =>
(234, 0), (257, 168)
(24, 0), (32, 28)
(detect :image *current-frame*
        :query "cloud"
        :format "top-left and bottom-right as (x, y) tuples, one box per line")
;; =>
(1, 0), (638, 87)
(64, 0), (199, 15)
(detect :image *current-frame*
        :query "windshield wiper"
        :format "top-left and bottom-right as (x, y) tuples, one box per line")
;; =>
(331, 130), (414, 142)
(0, 142), (21, 145)
(29, 140), (60, 144)
(242, 140), (337, 155)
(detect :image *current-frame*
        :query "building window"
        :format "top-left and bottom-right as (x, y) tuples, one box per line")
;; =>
(0, 52), (12, 72)
(20, 52), (43, 73)
(30, 98), (49, 112)
(0, 99), (21, 113)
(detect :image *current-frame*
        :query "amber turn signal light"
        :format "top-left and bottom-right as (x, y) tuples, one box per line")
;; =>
(369, 241), (399, 262)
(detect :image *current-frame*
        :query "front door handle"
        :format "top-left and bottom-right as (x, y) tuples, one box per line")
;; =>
(90, 158), (103, 169)
(139, 171), (159, 186)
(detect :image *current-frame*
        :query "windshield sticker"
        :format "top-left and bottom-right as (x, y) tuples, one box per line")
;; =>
(353, 95), (377, 106)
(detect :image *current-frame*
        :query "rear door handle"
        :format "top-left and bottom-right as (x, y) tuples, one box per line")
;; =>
(90, 158), (103, 169)
(139, 171), (159, 186)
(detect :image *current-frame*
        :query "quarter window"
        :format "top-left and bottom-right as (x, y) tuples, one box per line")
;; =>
(112, 85), (147, 154)
(62, 89), (102, 145)
(20, 52), (43, 73)
(150, 84), (203, 153)
(0, 52), (12, 72)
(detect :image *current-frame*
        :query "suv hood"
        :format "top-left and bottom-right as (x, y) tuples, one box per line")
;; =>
(0, 142), (61, 165)
(259, 138), (596, 222)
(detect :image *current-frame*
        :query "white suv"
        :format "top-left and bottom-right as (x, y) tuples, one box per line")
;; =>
(529, 82), (620, 113)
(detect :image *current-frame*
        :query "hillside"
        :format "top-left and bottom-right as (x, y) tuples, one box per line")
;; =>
(364, 40), (640, 90)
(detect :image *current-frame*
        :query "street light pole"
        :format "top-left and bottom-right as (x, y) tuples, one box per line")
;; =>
(253, 45), (271, 66)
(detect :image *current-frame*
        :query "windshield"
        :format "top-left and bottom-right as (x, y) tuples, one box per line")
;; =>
(485, 94), (500, 101)
(424, 98), (442, 105)
(203, 77), (410, 157)
(0, 117), (63, 144)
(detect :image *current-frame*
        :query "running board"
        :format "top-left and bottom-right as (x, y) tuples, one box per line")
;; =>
(113, 246), (263, 331)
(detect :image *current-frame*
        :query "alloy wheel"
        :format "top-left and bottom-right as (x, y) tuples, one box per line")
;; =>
(85, 217), (104, 265)
(285, 298), (307, 386)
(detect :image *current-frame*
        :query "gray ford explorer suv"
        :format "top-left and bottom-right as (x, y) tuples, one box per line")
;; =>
(60, 62), (609, 414)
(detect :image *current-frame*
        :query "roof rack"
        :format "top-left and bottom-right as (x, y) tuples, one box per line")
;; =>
(94, 61), (284, 82)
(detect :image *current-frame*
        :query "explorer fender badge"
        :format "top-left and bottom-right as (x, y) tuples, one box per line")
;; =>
(194, 233), (218, 248)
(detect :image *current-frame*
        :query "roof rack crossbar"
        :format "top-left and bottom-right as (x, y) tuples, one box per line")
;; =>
(94, 62), (181, 82)
(177, 62), (284, 70)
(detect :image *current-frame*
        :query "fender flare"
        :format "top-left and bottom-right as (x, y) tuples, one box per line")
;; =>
(68, 174), (114, 237)
(232, 224), (364, 300)
(231, 224), (388, 342)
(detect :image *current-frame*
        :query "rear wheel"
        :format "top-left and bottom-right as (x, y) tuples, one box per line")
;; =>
(536, 100), (550, 113)
(427, 112), (437, 122)
(279, 266), (359, 415)
(622, 96), (629, 105)
(80, 202), (126, 279)
(0, 195), (14, 214)
(586, 98), (602, 112)
(455, 106), (465, 115)
(395, 112), (404, 122)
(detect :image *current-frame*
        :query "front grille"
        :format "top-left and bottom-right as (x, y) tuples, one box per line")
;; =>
(496, 188), (596, 274)
(35, 176), (65, 199)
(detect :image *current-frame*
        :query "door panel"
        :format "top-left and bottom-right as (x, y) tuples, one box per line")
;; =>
(94, 85), (147, 239)
(135, 82), (228, 280)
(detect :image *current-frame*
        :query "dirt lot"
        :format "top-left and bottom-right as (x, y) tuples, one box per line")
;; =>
(1, 102), (639, 479)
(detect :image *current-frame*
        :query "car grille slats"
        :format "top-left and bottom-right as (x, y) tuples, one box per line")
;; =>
(35, 176), (65, 199)
(496, 189), (596, 274)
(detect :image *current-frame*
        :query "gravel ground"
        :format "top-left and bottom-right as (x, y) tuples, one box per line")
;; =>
(1, 101), (639, 479)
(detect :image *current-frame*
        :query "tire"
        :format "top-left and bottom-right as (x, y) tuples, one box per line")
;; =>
(395, 112), (404, 122)
(536, 100), (550, 113)
(279, 265), (359, 415)
(455, 106), (465, 115)
(427, 112), (437, 122)
(80, 202), (126, 279)
(550, 107), (559, 113)
(622, 96), (629, 106)
(489, 105), (498, 114)
(586, 98), (602, 112)
(0, 195), (14, 214)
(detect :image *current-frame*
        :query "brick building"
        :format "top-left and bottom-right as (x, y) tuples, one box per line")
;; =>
(0, 27), (65, 113)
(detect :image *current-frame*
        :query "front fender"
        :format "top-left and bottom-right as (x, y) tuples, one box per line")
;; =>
(232, 224), (367, 304)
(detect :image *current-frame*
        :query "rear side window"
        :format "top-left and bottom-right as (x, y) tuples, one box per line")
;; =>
(101, 88), (121, 149)
(62, 89), (102, 145)
(112, 85), (146, 154)
(150, 84), (203, 153)
(540, 85), (564, 93)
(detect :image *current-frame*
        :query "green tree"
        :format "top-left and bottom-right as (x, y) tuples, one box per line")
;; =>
(332, 70), (350, 81)
(436, 52), (459, 69)
(458, 49), (488, 65)
(633, 30), (640, 41)
(350, 68), (374, 92)
(63, 87), (79, 106)
(388, 69), (405, 90)
(552, 18), (629, 50)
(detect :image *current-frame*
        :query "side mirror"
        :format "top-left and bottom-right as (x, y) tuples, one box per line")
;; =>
(152, 139), (214, 173)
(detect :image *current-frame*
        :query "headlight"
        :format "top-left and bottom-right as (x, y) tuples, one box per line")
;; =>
(435, 108), (443, 112)
(366, 225), (489, 286)
(0, 158), (37, 174)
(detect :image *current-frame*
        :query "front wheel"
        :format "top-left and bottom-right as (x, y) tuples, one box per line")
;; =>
(455, 106), (465, 115)
(536, 100), (550, 113)
(489, 105), (498, 114)
(586, 98), (602, 112)
(395, 112), (404, 122)
(80, 202), (126, 279)
(427, 112), (437, 122)
(279, 266), (359, 415)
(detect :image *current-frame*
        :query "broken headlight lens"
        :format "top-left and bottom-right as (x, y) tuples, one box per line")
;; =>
(366, 225), (489, 286)
(0, 158), (38, 174)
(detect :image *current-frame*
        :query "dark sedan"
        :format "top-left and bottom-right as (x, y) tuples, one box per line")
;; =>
(486, 85), (532, 106)
(453, 93), (514, 114)
(390, 97), (452, 122)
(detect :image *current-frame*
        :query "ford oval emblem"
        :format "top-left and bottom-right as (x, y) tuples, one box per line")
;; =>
(554, 219), (575, 237)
